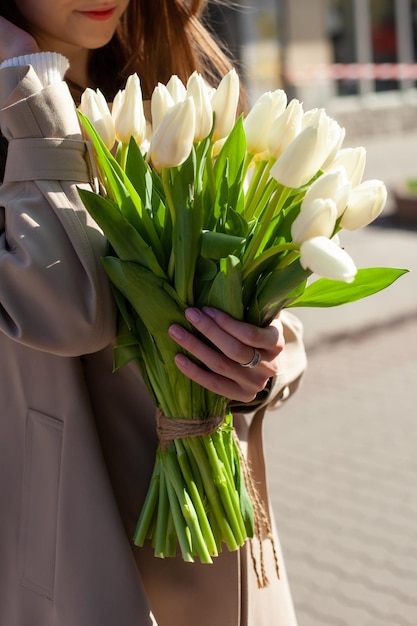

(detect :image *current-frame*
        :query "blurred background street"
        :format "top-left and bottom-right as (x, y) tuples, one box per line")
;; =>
(265, 128), (417, 626)
(205, 1), (417, 624)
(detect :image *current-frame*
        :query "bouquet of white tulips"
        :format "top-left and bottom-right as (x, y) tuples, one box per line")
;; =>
(77, 69), (406, 577)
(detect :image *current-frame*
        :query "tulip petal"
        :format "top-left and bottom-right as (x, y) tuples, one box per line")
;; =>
(291, 198), (337, 242)
(341, 179), (387, 230)
(149, 98), (196, 171)
(299, 236), (357, 282)
(211, 69), (240, 142)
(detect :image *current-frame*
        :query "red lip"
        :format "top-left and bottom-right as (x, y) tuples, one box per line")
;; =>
(78, 8), (116, 20)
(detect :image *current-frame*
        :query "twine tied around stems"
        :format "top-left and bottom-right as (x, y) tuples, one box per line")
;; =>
(155, 408), (279, 588)
(156, 409), (224, 451)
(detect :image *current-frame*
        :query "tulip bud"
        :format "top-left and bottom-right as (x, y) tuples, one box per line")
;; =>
(328, 146), (366, 187)
(302, 107), (319, 129)
(267, 99), (303, 158)
(340, 179), (387, 230)
(112, 73), (147, 145)
(149, 97), (196, 172)
(211, 68), (240, 142)
(186, 71), (213, 142)
(291, 198), (337, 243)
(166, 74), (187, 103)
(299, 236), (357, 282)
(244, 89), (287, 155)
(151, 83), (175, 132)
(321, 119), (346, 169)
(303, 109), (346, 170)
(303, 167), (351, 217)
(270, 110), (335, 188)
(79, 87), (116, 150)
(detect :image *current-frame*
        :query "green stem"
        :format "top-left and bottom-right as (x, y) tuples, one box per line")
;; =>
(276, 249), (301, 270)
(163, 447), (213, 563)
(202, 435), (246, 543)
(185, 437), (239, 551)
(154, 467), (169, 557)
(244, 157), (277, 220)
(161, 167), (176, 226)
(205, 142), (217, 200)
(175, 438), (218, 557)
(242, 242), (299, 280)
(117, 142), (129, 171)
(164, 508), (177, 557)
(164, 472), (194, 562)
(243, 185), (292, 269)
(133, 459), (160, 546)
(243, 157), (266, 212)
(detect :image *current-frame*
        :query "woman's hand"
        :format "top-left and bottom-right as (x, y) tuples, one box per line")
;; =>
(0, 16), (39, 63)
(168, 307), (285, 403)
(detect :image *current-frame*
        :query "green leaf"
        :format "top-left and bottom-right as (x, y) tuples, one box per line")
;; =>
(288, 267), (409, 308)
(169, 152), (202, 305)
(211, 116), (246, 224)
(125, 137), (152, 209)
(79, 112), (165, 266)
(201, 231), (246, 260)
(207, 255), (244, 320)
(77, 188), (166, 278)
(102, 257), (186, 329)
(249, 260), (310, 325)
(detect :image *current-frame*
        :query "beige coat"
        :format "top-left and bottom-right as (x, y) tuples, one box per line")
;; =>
(0, 64), (306, 626)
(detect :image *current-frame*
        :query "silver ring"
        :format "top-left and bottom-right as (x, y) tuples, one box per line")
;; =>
(241, 349), (261, 368)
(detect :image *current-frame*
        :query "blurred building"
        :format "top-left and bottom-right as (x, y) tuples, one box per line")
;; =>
(281, 0), (417, 105)
(208, 0), (417, 135)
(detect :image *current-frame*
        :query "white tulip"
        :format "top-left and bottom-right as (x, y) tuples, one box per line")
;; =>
(111, 73), (147, 145)
(303, 109), (346, 170)
(186, 71), (213, 142)
(211, 68), (240, 142)
(151, 83), (175, 132)
(299, 236), (357, 282)
(149, 97), (196, 172)
(321, 119), (346, 169)
(244, 89), (287, 155)
(302, 107), (319, 129)
(291, 198), (337, 243)
(166, 74), (187, 103)
(340, 179), (387, 230)
(303, 167), (351, 217)
(270, 110), (336, 188)
(79, 87), (116, 150)
(328, 146), (366, 187)
(267, 99), (303, 158)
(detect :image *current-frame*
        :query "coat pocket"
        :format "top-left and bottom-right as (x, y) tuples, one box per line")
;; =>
(18, 409), (64, 599)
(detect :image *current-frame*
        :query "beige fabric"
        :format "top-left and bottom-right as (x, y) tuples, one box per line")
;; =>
(0, 65), (306, 626)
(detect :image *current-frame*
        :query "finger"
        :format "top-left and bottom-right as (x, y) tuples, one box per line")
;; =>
(190, 306), (284, 363)
(173, 353), (263, 403)
(203, 306), (282, 354)
(168, 322), (275, 389)
(182, 307), (258, 366)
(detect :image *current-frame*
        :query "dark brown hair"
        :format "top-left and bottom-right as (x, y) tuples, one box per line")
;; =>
(0, 0), (238, 99)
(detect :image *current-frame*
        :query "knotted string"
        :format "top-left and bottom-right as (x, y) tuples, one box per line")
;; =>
(156, 409), (224, 451)
(155, 408), (280, 588)
(233, 432), (280, 588)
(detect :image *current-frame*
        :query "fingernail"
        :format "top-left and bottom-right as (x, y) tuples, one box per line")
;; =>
(185, 308), (201, 323)
(168, 324), (186, 340)
(175, 353), (189, 367)
(202, 306), (216, 319)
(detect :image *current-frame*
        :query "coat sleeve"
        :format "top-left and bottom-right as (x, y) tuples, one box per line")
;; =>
(0, 64), (116, 356)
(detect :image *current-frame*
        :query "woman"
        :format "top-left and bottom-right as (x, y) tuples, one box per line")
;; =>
(0, 1), (306, 624)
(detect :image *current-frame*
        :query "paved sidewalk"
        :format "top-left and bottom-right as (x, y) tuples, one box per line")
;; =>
(264, 126), (417, 626)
